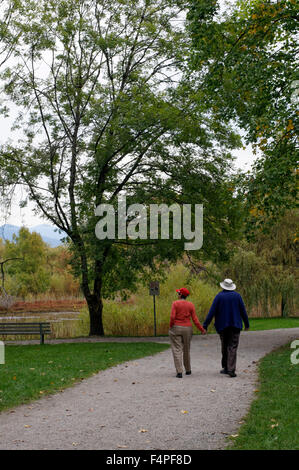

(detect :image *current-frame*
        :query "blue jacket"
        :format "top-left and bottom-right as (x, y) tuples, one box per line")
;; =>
(203, 290), (249, 333)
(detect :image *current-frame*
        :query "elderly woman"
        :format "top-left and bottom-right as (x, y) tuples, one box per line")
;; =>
(169, 287), (206, 378)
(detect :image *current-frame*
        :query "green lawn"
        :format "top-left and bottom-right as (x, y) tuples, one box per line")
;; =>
(248, 317), (299, 331)
(227, 342), (299, 450)
(199, 317), (299, 335)
(0, 342), (170, 412)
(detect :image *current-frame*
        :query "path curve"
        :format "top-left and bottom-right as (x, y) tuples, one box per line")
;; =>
(0, 328), (298, 450)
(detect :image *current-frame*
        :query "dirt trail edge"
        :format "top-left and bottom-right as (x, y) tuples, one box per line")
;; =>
(0, 328), (298, 450)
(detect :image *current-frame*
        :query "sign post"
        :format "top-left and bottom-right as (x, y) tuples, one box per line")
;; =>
(149, 281), (160, 336)
(0, 341), (4, 365)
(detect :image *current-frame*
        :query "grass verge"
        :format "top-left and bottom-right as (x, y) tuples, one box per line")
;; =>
(201, 317), (299, 335)
(227, 342), (299, 450)
(248, 317), (299, 332)
(0, 342), (170, 413)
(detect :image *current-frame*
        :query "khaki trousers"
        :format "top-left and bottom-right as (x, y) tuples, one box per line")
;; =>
(169, 325), (193, 374)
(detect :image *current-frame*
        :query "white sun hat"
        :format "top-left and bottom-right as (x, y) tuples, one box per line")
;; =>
(220, 278), (236, 291)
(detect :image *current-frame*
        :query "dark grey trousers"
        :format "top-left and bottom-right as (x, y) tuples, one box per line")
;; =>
(219, 327), (240, 373)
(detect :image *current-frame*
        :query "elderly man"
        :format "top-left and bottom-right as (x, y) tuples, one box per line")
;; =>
(203, 279), (250, 377)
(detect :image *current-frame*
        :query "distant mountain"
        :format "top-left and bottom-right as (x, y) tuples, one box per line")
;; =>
(29, 224), (67, 241)
(0, 224), (67, 247)
(0, 224), (20, 242)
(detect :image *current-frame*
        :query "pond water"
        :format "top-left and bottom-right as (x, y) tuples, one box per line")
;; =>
(0, 311), (89, 339)
(0, 312), (79, 321)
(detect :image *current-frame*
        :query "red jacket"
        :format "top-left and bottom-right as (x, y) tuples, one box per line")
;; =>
(170, 300), (205, 333)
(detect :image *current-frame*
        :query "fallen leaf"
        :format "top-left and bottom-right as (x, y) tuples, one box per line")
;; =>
(139, 429), (148, 433)
(230, 434), (239, 438)
(271, 423), (279, 428)
(117, 445), (128, 448)
(210, 389), (216, 392)
(180, 410), (188, 414)
(24, 425), (31, 428)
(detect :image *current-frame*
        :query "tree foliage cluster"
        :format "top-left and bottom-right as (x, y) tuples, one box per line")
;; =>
(187, 0), (298, 229)
(0, 227), (80, 299)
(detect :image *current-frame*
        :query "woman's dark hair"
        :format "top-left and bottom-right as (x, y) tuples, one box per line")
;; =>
(180, 295), (187, 299)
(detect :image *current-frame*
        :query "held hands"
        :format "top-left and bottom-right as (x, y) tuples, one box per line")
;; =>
(201, 328), (207, 335)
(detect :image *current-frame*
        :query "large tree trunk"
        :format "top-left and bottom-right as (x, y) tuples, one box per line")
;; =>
(76, 237), (109, 336)
(87, 294), (105, 336)
(80, 265), (105, 336)
(85, 258), (107, 336)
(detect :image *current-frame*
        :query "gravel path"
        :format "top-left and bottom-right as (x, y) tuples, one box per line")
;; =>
(0, 328), (298, 450)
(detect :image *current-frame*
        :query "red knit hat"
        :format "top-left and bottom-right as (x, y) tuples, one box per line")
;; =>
(176, 288), (190, 297)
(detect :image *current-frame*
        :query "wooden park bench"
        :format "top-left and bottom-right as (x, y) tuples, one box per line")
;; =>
(0, 322), (51, 344)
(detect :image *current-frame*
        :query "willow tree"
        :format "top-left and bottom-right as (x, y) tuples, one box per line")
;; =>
(0, 0), (242, 335)
(222, 210), (299, 316)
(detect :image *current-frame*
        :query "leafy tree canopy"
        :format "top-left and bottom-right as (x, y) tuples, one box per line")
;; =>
(187, 0), (298, 226)
(0, 0), (244, 334)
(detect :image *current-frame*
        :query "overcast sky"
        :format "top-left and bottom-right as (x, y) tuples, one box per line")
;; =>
(0, 0), (257, 228)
